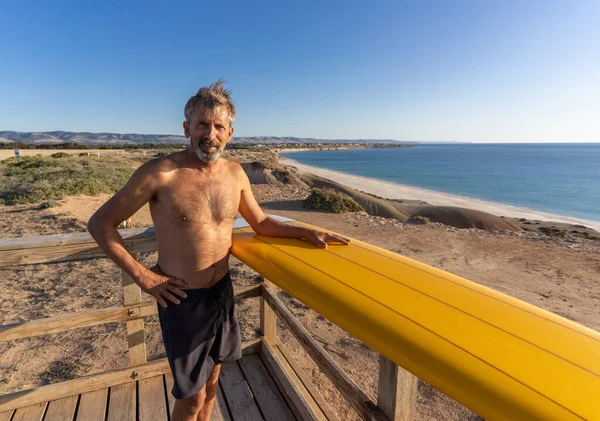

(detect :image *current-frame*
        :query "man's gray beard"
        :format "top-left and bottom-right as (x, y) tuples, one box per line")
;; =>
(194, 147), (223, 163)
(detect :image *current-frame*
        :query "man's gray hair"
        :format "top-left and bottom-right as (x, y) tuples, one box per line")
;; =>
(184, 79), (236, 126)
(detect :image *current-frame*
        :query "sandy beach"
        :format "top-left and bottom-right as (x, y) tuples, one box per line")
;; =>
(282, 158), (600, 232)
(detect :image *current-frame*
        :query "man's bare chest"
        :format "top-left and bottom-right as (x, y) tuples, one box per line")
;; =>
(151, 173), (241, 225)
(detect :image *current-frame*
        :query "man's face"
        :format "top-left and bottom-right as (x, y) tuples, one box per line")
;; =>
(183, 104), (234, 163)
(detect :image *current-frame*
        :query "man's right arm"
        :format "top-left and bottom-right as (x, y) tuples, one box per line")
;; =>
(87, 161), (158, 282)
(87, 160), (187, 307)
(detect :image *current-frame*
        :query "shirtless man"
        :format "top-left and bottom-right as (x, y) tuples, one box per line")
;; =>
(87, 80), (350, 421)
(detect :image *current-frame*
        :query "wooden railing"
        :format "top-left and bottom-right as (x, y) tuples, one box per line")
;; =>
(0, 228), (416, 420)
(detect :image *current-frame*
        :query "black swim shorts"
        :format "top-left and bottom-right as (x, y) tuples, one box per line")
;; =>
(156, 270), (242, 399)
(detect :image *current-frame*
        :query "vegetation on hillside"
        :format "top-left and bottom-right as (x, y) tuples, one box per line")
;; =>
(304, 188), (364, 213)
(408, 215), (431, 224)
(0, 141), (189, 150)
(50, 152), (71, 158)
(0, 156), (135, 204)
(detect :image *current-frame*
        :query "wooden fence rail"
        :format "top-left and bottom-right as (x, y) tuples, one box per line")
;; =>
(0, 228), (415, 421)
(0, 285), (261, 343)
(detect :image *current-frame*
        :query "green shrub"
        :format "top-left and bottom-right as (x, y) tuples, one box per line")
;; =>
(303, 188), (363, 213)
(539, 227), (566, 237)
(0, 155), (134, 204)
(580, 232), (600, 240)
(360, 190), (385, 200)
(408, 215), (431, 224)
(39, 200), (60, 209)
(50, 152), (71, 158)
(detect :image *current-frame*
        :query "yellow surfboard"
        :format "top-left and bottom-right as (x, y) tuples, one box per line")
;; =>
(232, 217), (600, 421)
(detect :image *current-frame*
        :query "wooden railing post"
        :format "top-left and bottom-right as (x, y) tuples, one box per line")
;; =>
(260, 278), (277, 345)
(121, 253), (147, 366)
(263, 287), (389, 421)
(377, 355), (418, 421)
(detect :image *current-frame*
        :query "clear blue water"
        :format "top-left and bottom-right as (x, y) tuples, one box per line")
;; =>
(280, 144), (600, 223)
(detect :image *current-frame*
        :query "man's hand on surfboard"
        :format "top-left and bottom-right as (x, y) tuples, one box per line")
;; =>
(305, 230), (351, 249)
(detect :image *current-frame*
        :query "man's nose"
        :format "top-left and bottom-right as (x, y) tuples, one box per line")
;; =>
(206, 125), (217, 140)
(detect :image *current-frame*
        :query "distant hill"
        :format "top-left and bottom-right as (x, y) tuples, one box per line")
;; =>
(0, 131), (406, 145)
(0, 131), (186, 145)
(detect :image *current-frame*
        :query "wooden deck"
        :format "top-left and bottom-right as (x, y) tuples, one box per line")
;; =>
(0, 352), (302, 421)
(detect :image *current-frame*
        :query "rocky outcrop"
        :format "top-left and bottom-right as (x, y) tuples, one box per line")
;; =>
(241, 162), (306, 187)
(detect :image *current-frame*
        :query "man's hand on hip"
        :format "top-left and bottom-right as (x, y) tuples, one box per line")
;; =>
(138, 271), (188, 308)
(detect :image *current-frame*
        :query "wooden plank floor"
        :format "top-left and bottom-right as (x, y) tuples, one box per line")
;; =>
(0, 354), (298, 421)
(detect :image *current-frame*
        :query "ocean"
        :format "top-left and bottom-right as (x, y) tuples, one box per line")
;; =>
(280, 143), (600, 224)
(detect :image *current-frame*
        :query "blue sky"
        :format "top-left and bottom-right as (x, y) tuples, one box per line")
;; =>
(1, 0), (598, 142)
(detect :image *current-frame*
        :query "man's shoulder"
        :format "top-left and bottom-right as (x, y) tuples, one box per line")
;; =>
(136, 151), (183, 180)
(150, 150), (188, 168)
(220, 158), (244, 174)
(219, 159), (248, 187)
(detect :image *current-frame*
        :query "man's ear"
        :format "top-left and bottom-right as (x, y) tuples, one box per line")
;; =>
(183, 121), (190, 138)
(227, 126), (234, 143)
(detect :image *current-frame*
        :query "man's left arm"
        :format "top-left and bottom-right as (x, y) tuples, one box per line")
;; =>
(236, 165), (350, 249)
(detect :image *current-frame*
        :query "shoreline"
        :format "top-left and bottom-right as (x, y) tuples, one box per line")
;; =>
(282, 158), (600, 232)
(272, 144), (411, 153)
(274, 147), (365, 153)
